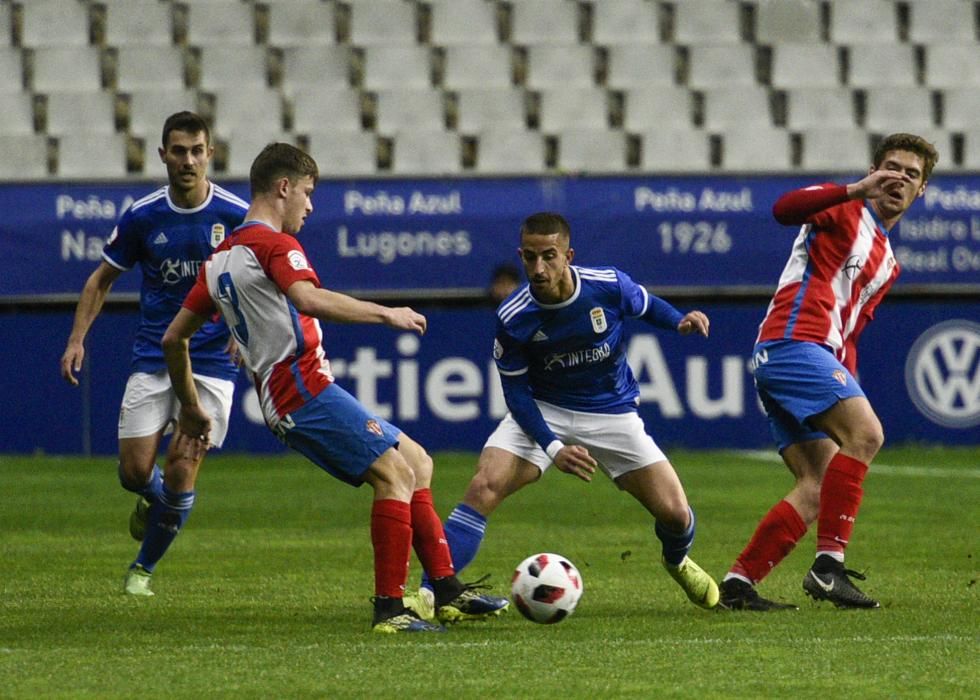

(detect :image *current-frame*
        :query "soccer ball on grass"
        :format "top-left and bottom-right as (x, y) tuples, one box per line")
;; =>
(510, 552), (583, 624)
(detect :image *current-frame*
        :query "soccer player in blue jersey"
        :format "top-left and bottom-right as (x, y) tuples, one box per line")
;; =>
(60, 112), (248, 596)
(409, 212), (719, 617)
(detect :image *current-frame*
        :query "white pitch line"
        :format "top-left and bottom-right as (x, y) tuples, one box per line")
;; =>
(734, 450), (980, 479)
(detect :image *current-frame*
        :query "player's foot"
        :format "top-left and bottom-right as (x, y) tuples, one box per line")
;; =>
(123, 564), (154, 597)
(129, 496), (151, 541)
(403, 586), (436, 622)
(719, 578), (798, 611)
(436, 576), (510, 624)
(803, 555), (879, 609)
(662, 556), (720, 610)
(372, 609), (446, 634)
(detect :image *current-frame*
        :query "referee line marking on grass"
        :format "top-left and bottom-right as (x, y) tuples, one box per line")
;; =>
(734, 451), (980, 478)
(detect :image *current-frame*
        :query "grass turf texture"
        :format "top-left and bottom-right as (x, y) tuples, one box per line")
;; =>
(1, 447), (977, 698)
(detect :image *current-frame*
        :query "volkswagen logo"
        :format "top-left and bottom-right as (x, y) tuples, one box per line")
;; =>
(904, 320), (980, 429)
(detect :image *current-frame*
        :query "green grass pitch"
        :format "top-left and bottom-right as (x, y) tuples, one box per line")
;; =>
(1, 447), (977, 698)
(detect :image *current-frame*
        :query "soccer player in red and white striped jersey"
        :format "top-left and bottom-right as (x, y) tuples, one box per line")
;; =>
(162, 143), (507, 632)
(720, 133), (939, 611)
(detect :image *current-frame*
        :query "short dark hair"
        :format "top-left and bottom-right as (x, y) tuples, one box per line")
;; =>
(249, 143), (319, 197)
(873, 133), (939, 181)
(161, 111), (211, 149)
(520, 212), (571, 242)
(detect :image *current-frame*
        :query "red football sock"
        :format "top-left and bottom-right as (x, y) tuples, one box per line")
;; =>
(816, 453), (869, 555)
(410, 488), (455, 580)
(730, 499), (807, 584)
(371, 499), (412, 598)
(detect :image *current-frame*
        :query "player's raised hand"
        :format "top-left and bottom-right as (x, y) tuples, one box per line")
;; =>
(848, 169), (912, 200)
(678, 310), (710, 337)
(385, 307), (427, 335)
(60, 342), (85, 386)
(553, 444), (597, 483)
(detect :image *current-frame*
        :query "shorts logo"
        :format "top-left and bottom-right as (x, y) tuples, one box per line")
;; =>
(904, 320), (980, 429)
(287, 250), (310, 271)
(366, 420), (383, 436)
(590, 307), (607, 333)
(210, 223), (225, 248)
(493, 338), (503, 360)
(832, 369), (847, 385)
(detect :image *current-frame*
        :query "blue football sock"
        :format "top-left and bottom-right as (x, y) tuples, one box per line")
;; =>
(133, 485), (195, 573)
(421, 503), (487, 590)
(656, 506), (696, 566)
(119, 462), (164, 503)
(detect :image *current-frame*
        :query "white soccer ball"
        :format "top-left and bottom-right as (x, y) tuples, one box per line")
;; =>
(510, 552), (583, 624)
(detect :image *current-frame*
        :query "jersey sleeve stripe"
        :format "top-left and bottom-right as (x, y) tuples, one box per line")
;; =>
(212, 184), (250, 210)
(498, 289), (532, 324)
(498, 366), (528, 376)
(577, 267), (618, 281)
(128, 187), (168, 212)
(101, 251), (129, 271)
(631, 286), (650, 318)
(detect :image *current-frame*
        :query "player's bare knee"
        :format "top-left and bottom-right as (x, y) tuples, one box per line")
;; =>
(462, 469), (509, 513)
(117, 458), (153, 489)
(846, 422), (884, 463)
(408, 446), (434, 486)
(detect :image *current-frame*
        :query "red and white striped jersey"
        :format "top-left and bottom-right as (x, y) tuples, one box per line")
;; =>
(183, 222), (333, 427)
(757, 183), (901, 372)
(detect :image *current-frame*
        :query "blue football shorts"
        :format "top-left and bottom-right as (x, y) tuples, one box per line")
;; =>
(277, 382), (400, 486)
(751, 339), (866, 451)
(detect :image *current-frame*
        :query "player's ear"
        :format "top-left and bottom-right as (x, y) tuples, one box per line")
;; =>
(566, 247), (575, 263)
(158, 146), (167, 164)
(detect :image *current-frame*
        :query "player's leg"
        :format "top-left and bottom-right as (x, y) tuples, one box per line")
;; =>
(126, 374), (233, 595)
(396, 432), (509, 623)
(279, 383), (443, 632)
(439, 415), (548, 580)
(749, 341), (880, 608)
(117, 373), (172, 542)
(117, 434), (165, 541)
(612, 460), (717, 610)
(801, 396), (883, 608)
(591, 412), (718, 609)
(721, 438), (833, 610)
(408, 416), (544, 619)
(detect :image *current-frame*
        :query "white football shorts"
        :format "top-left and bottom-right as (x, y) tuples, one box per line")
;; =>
(484, 400), (667, 479)
(118, 370), (235, 447)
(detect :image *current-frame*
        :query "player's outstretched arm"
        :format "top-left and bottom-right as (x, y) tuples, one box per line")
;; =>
(677, 310), (709, 337)
(60, 262), (122, 386)
(287, 280), (426, 334)
(162, 307), (212, 446)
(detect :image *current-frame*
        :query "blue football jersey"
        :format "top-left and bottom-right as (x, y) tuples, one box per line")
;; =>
(102, 183), (248, 379)
(494, 266), (661, 414)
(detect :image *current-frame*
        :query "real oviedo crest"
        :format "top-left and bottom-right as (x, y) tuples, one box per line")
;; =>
(210, 223), (225, 248)
(590, 307), (607, 333)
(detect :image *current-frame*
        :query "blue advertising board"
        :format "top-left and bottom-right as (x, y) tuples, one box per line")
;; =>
(2, 174), (979, 299)
(3, 301), (976, 456)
